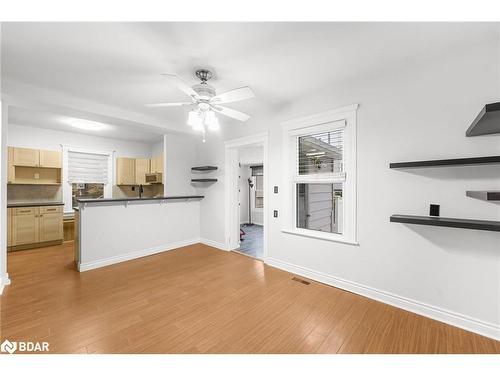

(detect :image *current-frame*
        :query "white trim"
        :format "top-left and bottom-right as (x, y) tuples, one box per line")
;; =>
(225, 132), (270, 261)
(78, 238), (200, 272)
(0, 273), (11, 295)
(281, 228), (359, 245)
(200, 238), (228, 251)
(265, 257), (500, 341)
(225, 132), (269, 148)
(282, 104), (359, 130)
(282, 104), (358, 244)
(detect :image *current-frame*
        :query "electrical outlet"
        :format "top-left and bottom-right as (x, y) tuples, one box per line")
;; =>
(273, 210), (278, 218)
(34, 173), (40, 179)
(274, 186), (278, 194)
(430, 204), (440, 217)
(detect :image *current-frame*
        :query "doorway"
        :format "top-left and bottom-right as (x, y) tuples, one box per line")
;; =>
(224, 133), (268, 261)
(239, 162), (264, 259)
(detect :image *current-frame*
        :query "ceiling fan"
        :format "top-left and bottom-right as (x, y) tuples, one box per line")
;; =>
(146, 69), (254, 133)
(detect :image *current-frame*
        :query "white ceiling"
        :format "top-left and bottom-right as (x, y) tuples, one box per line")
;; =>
(2, 22), (498, 137)
(8, 106), (165, 142)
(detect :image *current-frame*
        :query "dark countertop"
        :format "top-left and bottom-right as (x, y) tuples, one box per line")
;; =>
(7, 201), (65, 208)
(76, 195), (204, 204)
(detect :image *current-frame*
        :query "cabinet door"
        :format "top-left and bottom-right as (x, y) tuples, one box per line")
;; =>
(13, 147), (39, 167)
(150, 156), (157, 174)
(7, 147), (15, 183)
(155, 153), (164, 174)
(39, 212), (63, 242)
(116, 157), (136, 185)
(135, 158), (150, 185)
(7, 208), (12, 247)
(39, 150), (62, 168)
(12, 208), (39, 245)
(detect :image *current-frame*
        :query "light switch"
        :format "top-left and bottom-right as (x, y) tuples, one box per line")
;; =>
(273, 210), (278, 218)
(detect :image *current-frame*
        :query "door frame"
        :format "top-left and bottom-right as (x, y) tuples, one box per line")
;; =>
(224, 132), (269, 261)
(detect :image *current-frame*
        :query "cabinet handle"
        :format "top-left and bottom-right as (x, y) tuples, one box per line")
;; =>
(20, 210), (31, 213)
(46, 208), (56, 211)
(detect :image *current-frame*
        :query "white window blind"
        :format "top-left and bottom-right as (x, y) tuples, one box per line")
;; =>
(68, 151), (109, 184)
(296, 128), (345, 179)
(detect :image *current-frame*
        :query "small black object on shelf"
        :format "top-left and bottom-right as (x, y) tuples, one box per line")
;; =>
(466, 102), (500, 137)
(466, 191), (500, 201)
(191, 166), (218, 171)
(390, 214), (500, 232)
(389, 155), (500, 169)
(429, 204), (440, 217)
(191, 178), (217, 182)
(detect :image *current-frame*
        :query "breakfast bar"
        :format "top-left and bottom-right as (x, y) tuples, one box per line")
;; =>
(74, 195), (204, 271)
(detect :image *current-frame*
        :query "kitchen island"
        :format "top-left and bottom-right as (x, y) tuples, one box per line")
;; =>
(74, 196), (204, 271)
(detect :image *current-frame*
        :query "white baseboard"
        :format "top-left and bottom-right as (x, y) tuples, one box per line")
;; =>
(265, 257), (500, 341)
(0, 273), (11, 295)
(200, 238), (228, 251)
(78, 238), (200, 272)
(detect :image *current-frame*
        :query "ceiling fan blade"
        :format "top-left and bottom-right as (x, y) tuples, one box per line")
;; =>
(211, 105), (250, 122)
(211, 86), (254, 104)
(146, 102), (193, 107)
(161, 74), (199, 99)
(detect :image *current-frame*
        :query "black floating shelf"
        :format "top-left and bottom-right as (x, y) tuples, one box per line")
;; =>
(466, 102), (500, 137)
(191, 178), (217, 182)
(389, 155), (500, 169)
(466, 191), (500, 201)
(191, 166), (218, 171)
(390, 214), (500, 232)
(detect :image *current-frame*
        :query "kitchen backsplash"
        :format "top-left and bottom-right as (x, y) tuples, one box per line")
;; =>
(113, 184), (164, 199)
(8, 184), (164, 204)
(8, 184), (63, 203)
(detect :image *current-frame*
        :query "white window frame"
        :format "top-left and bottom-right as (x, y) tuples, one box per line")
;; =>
(62, 145), (114, 213)
(281, 104), (358, 245)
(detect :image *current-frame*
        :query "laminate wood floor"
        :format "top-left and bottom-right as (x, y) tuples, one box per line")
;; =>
(1, 242), (499, 354)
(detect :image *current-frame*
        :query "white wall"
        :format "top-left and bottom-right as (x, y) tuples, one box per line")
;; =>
(7, 123), (158, 157)
(196, 134), (226, 248)
(164, 133), (197, 196)
(0, 102), (9, 294)
(239, 165), (251, 224)
(204, 39), (500, 339)
(78, 199), (201, 271)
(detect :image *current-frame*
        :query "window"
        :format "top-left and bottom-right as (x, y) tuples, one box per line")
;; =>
(63, 147), (113, 212)
(250, 165), (264, 208)
(255, 175), (264, 208)
(295, 128), (344, 234)
(283, 104), (357, 244)
(71, 183), (104, 209)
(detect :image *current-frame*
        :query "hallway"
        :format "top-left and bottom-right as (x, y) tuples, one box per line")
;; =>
(239, 224), (263, 259)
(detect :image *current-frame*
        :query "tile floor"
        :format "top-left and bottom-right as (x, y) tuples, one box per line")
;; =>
(239, 224), (263, 259)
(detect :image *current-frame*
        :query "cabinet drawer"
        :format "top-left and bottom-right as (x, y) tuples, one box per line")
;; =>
(40, 206), (63, 214)
(13, 207), (38, 216)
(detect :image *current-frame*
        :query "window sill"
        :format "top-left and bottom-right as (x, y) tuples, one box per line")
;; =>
(281, 228), (359, 246)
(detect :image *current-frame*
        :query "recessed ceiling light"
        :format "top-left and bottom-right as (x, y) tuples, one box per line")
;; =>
(65, 118), (107, 131)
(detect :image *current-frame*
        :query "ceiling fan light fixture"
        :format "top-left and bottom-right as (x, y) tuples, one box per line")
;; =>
(206, 112), (220, 131)
(188, 110), (201, 127)
(150, 69), (254, 138)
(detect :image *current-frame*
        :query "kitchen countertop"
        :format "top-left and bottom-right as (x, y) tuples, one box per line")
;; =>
(7, 201), (65, 208)
(76, 195), (204, 204)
